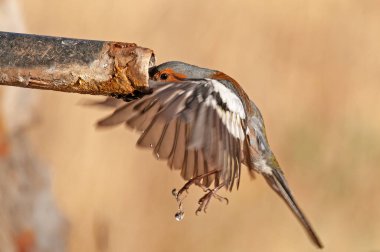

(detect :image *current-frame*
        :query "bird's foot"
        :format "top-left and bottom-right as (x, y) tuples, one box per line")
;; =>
(171, 170), (218, 221)
(195, 183), (228, 215)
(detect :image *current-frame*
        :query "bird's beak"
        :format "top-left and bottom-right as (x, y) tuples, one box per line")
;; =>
(148, 66), (159, 80)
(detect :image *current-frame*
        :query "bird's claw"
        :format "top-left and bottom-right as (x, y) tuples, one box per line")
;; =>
(195, 187), (229, 215)
(170, 171), (220, 220)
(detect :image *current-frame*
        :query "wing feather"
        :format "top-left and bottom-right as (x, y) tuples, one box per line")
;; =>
(154, 120), (175, 159)
(136, 117), (165, 149)
(171, 119), (186, 170)
(196, 149), (205, 178)
(127, 100), (160, 130)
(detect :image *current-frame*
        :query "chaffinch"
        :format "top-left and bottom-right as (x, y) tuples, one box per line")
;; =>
(98, 61), (323, 248)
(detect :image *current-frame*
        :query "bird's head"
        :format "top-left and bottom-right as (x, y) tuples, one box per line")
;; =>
(149, 61), (216, 82)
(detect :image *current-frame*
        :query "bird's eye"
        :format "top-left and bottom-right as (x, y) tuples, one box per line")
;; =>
(160, 73), (169, 80)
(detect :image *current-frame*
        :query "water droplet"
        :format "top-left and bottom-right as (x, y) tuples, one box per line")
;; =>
(175, 211), (184, 221)
(149, 144), (153, 148)
(155, 153), (160, 159)
(171, 189), (177, 197)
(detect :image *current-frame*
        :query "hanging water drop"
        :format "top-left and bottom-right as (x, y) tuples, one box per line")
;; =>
(175, 211), (184, 221)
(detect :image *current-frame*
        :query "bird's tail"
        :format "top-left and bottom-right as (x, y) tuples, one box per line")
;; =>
(263, 165), (323, 249)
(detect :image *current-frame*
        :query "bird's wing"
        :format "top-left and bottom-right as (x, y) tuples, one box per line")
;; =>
(97, 79), (248, 190)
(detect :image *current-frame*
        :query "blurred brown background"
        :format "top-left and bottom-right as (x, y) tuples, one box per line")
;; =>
(7, 0), (380, 251)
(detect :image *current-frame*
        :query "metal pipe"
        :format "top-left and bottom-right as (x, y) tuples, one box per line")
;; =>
(0, 31), (155, 96)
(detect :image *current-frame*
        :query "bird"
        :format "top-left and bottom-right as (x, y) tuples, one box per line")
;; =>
(96, 61), (323, 249)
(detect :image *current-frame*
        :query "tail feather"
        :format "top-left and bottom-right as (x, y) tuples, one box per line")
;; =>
(264, 168), (323, 249)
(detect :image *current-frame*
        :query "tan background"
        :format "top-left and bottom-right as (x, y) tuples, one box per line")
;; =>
(13, 0), (380, 251)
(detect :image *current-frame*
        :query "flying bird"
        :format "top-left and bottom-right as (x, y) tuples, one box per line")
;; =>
(97, 61), (323, 248)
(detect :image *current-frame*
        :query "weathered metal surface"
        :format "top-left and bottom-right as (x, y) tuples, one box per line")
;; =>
(0, 32), (155, 96)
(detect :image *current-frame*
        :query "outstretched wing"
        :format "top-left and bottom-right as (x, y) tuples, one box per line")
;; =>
(98, 79), (248, 190)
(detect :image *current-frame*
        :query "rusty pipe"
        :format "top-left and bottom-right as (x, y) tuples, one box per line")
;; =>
(0, 31), (155, 96)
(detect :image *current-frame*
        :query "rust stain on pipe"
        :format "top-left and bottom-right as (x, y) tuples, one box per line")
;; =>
(0, 32), (155, 96)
